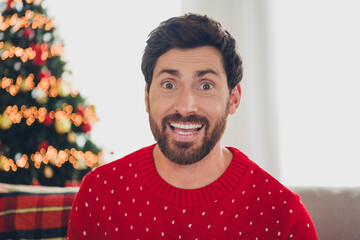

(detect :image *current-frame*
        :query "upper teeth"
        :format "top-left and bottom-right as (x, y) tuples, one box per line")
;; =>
(170, 123), (202, 129)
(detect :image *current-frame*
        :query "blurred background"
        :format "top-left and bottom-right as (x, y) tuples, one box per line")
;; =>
(45, 0), (359, 187)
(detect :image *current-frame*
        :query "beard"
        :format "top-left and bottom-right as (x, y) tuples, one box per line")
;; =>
(148, 102), (230, 165)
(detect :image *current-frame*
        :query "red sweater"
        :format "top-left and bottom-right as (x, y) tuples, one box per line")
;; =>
(67, 144), (317, 239)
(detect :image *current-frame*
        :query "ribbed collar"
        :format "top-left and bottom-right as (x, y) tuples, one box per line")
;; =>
(136, 144), (251, 207)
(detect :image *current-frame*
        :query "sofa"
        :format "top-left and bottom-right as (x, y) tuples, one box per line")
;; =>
(291, 186), (360, 240)
(0, 183), (359, 240)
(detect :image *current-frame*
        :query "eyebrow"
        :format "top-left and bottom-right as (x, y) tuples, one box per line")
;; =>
(156, 69), (180, 78)
(195, 69), (218, 78)
(156, 69), (218, 78)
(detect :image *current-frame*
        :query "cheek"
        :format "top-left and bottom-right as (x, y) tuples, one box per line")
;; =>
(200, 101), (225, 125)
(148, 96), (173, 119)
(202, 95), (229, 115)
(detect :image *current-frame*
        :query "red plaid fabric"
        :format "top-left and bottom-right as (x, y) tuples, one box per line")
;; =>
(0, 183), (78, 240)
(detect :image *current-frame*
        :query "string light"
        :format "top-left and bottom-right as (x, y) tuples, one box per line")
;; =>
(0, 146), (103, 172)
(0, 42), (63, 62)
(1, 103), (98, 128)
(0, 74), (75, 98)
(0, 10), (53, 32)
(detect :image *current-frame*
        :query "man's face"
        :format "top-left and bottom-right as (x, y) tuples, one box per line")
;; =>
(146, 46), (240, 165)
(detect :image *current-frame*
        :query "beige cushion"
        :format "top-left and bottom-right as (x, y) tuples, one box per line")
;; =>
(291, 186), (360, 240)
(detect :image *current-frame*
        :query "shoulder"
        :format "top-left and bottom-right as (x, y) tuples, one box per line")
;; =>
(81, 144), (155, 187)
(228, 146), (297, 201)
(229, 148), (317, 237)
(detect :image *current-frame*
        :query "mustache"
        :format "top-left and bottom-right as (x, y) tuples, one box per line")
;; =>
(161, 113), (209, 128)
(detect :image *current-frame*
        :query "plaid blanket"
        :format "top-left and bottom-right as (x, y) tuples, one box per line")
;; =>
(0, 183), (78, 240)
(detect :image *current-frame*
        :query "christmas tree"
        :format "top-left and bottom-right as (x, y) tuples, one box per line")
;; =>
(0, 0), (103, 186)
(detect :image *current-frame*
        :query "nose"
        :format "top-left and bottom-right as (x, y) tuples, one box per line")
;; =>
(174, 89), (198, 116)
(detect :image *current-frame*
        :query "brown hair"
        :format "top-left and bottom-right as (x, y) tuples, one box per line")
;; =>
(141, 13), (243, 92)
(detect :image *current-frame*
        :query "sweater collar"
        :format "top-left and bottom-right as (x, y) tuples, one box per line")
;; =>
(136, 144), (251, 207)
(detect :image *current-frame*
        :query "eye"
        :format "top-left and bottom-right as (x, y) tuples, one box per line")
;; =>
(162, 81), (175, 90)
(200, 82), (214, 90)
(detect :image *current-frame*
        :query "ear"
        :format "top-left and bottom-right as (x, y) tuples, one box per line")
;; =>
(145, 84), (149, 113)
(228, 84), (241, 115)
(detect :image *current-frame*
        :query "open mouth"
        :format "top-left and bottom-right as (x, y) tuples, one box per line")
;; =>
(169, 122), (204, 135)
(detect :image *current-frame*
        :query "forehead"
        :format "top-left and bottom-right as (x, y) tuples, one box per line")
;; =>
(154, 46), (225, 75)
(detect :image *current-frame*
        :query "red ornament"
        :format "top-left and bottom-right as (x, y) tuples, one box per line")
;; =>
(31, 43), (47, 66)
(76, 105), (86, 116)
(6, 0), (14, 10)
(38, 141), (49, 151)
(38, 68), (51, 80)
(43, 114), (53, 126)
(81, 123), (92, 133)
(22, 28), (35, 39)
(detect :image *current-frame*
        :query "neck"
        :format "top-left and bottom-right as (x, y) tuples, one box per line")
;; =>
(153, 142), (233, 189)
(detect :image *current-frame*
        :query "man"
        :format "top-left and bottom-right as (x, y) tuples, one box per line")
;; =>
(67, 13), (317, 239)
